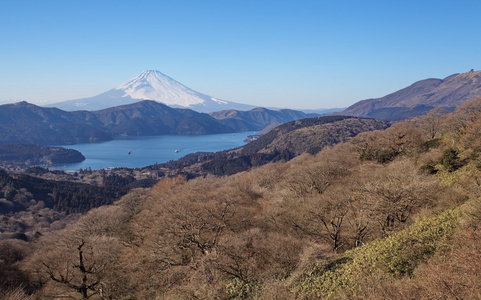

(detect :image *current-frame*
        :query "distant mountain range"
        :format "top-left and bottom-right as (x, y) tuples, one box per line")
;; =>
(49, 70), (257, 112)
(341, 70), (481, 121)
(4, 69), (481, 147)
(0, 101), (317, 145)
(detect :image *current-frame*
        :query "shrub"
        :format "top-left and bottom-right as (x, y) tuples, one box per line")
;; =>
(293, 208), (459, 299)
(438, 148), (461, 172)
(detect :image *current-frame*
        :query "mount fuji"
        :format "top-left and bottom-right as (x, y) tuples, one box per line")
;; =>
(49, 70), (257, 112)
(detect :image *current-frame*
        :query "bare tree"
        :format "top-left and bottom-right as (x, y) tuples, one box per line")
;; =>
(418, 107), (448, 139)
(276, 185), (352, 252)
(317, 199), (349, 251)
(455, 97), (481, 126)
(139, 177), (259, 271)
(360, 159), (437, 235)
(25, 206), (127, 299)
(42, 240), (104, 299)
(353, 123), (425, 163)
(285, 148), (355, 197)
(348, 192), (373, 247)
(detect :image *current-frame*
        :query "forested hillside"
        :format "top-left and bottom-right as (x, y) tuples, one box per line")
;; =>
(0, 144), (85, 168)
(209, 107), (318, 131)
(0, 102), (111, 145)
(0, 166), (161, 243)
(149, 116), (389, 177)
(0, 115), (386, 243)
(3, 98), (481, 299)
(0, 101), (317, 145)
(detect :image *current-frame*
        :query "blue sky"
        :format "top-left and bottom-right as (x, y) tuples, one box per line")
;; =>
(1, 0), (480, 109)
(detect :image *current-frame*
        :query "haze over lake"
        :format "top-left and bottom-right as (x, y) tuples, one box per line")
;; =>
(53, 132), (256, 170)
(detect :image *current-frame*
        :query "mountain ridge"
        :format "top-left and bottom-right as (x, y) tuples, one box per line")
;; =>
(0, 100), (316, 145)
(341, 70), (481, 121)
(210, 107), (319, 131)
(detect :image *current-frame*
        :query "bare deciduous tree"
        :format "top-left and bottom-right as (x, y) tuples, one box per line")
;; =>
(42, 240), (104, 299)
(25, 207), (128, 299)
(418, 107), (448, 139)
(360, 159), (437, 235)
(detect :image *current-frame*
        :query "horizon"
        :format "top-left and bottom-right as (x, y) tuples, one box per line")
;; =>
(1, 1), (480, 109)
(1, 68), (478, 112)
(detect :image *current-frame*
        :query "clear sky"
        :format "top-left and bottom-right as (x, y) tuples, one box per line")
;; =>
(1, 0), (480, 109)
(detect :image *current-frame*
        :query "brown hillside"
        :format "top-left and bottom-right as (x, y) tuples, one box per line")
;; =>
(5, 97), (481, 299)
(341, 70), (481, 121)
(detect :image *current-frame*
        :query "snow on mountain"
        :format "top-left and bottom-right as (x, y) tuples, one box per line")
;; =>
(117, 70), (212, 106)
(48, 70), (256, 112)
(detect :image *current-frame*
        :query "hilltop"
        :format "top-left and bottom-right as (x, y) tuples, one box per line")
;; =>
(341, 70), (481, 120)
(210, 107), (319, 131)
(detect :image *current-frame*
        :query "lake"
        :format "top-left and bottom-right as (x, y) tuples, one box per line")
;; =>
(53, 131), (256, 170)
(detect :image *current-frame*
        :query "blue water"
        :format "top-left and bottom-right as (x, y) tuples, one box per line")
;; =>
(53, 132), (256, 170)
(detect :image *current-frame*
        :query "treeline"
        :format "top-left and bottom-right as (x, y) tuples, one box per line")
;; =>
(0, 168), (158, 242)
(0, 144), (85, 167)
(201, 150), (294, 176)
(0, 169), (133, 215)
(102, 173), (158, 190)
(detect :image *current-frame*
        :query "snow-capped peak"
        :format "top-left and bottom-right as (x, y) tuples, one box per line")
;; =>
(48, 70), (256, 112)
(115, 70), (210, 106)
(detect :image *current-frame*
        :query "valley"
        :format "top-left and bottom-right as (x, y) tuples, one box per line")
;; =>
(2, 70), (481, 299)
(0, 115), (389, 242)
(3, 1), (481, 298)
(3, 96), (481, 298)
(51, 131), (256, 170)
(0, 100), (318, 145)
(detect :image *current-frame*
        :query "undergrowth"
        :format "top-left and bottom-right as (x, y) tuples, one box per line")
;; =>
(293, 208), (459, 299)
